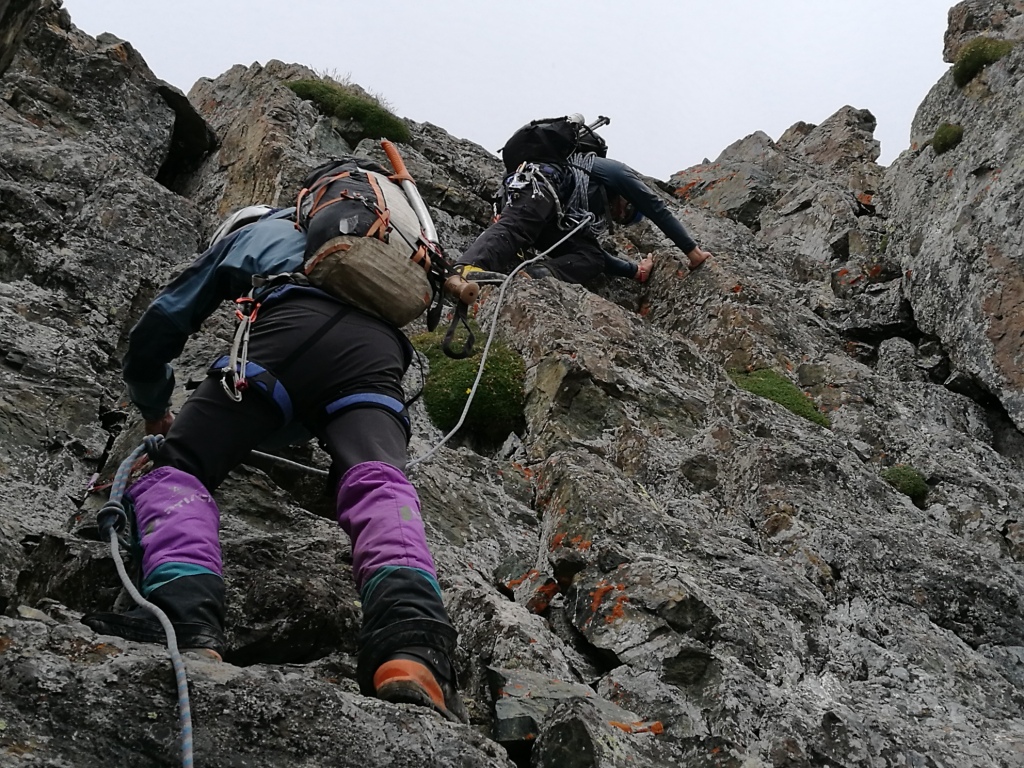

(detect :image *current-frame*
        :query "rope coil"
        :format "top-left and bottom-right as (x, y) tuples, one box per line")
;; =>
(99, 434), (195, 768)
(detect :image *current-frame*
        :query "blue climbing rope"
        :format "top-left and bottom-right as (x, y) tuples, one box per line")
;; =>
(97, 435), (195, 768)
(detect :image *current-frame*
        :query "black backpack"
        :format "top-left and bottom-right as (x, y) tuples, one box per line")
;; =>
(294, 156), (434, 327)
(499, 116), (608, 173)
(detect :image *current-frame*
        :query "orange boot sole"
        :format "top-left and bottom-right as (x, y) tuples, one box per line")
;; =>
(373, 659), (446, 712)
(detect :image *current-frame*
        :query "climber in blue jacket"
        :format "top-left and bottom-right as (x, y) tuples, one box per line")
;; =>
(84, 201), (467, 723)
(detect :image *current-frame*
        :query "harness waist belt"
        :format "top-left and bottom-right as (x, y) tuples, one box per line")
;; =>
(209, 356), (294, 423)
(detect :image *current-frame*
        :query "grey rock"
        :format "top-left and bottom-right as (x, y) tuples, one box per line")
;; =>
(1, 3), (1023, 767)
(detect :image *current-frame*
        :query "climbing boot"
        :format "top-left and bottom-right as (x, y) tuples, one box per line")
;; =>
(374, 645), (468, 723)
(82, 573), (225, 659)
(523, 262), (554, 280)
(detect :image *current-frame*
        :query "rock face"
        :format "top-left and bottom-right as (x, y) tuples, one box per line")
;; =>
(1, 2), (1023, 768)
(888, 0), (1024, 434)
(0, 0), (42, 77)
(944, 0), (1024, 61)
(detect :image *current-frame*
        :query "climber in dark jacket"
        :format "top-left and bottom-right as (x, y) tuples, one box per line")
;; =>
(590, 157), (711, 266)
(456, 154), (711, 284)
(83, 206), (467, 722)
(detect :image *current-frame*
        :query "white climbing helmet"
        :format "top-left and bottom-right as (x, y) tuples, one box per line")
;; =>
(208, 205), (275, 249)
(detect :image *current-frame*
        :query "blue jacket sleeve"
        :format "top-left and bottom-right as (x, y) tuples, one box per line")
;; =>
(589, 157), (698, 254)
(122, 217), (306, 419)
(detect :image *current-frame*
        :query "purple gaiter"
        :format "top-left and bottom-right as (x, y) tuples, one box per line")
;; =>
(336, 461), (437, 590)
(129, 466), (222, 589)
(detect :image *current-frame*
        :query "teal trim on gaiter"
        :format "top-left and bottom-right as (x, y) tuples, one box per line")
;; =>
(142, 562), (220, 596)
(361, 565), (442, 604)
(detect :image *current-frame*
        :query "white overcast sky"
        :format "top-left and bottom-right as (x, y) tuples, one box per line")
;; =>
(60, 0), (952, 180)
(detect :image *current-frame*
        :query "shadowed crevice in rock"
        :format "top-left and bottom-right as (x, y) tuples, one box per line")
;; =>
(154, 85), (218, 194)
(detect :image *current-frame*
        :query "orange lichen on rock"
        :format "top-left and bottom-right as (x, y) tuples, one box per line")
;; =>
(590, 582), (616, 611)
(609, 720), (665, 735)
(675, 180), (700, 198)
(526, 581), (560, 614)
(604, 595), (629, 624)
(505, 569), (540, 589)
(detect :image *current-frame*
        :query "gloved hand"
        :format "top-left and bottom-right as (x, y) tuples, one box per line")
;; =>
(144, 412), (174, 436)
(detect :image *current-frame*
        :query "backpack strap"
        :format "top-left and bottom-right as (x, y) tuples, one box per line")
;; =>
(297, 169), (391, 244)
(363, 171), (392, 241)
(307, 171), (352, 218)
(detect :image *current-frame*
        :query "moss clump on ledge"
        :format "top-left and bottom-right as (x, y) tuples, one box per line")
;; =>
(411, 326), (526, 447)
(286, 79), (411, 143)
(881, 464), (929, 506)
(951, 36), (1014, 87)
(729, 368), (831, 428)
(931, 123), (964, 155)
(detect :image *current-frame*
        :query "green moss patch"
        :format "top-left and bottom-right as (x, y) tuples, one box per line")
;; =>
(286, 79), (410, 143)
(931, 123), (964, 155)
(881, 464), (929, 506)
(952, 36), (1014, 87)
(729, 369), (831, 428)
(411, 326), (526, 446)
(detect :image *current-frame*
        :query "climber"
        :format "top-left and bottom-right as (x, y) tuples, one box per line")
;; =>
(82, 171), (468, 723)
(591, 155), (713, 273)
(456, 124), (711, 285)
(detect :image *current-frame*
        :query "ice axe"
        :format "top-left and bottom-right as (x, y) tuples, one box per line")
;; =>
(380, 140), (479, 357)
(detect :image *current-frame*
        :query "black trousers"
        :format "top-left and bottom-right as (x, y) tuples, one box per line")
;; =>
(151, 290), (457, 689)
(459, 178), (611, 284)
(155, 289), (412, 491)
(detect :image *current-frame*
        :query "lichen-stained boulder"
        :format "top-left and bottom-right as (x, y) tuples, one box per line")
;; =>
(886, 33), (1024, 430)
(0, 0), (43, 77)
(487, 666), (661, 747)
(786, 105), (883, 180)
(185, 59), (353, 223)
(530, 696), (699, 768)
(758, 178), (864, 280)
(3, 3), (207, 178)
(530, 451), (693, 595)
(667, 131), (796, 230)
(0, 615), (515, 768)
(835, 280), (916, 342)
(944, 0), (1024, 62)
(758, 107), (885, 281)
(668, 107), (885, 283)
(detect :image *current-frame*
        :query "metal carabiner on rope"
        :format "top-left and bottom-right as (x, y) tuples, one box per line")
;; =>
(222, 292), (260, 401)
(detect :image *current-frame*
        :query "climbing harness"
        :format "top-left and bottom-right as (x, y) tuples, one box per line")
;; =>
(96, 435), (196, 768)
(220, 274), (299, 402)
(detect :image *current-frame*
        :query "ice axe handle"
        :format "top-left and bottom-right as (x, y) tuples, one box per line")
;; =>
(444, 274), (480, 306)
(380, 139), (438, 243)
(381, 140), (414, 183)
